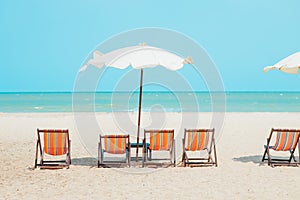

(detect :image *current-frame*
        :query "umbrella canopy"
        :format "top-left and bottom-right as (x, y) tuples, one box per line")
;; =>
(80, 44), (192, 71)
(80, 44), (192, 160)
(263, 52), (300, 74)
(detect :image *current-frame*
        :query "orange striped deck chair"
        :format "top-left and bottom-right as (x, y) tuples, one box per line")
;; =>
(142, 129), (175, 167)
(182, 129), (217, 167)
(98, 134), (130, 167)
(262, 128), (300, 167)
(34, 129), (71, 169)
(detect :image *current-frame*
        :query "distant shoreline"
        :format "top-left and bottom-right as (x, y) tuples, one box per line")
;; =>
(1, 92), (300, 112)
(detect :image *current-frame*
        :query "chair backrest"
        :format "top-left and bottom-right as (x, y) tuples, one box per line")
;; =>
(271, 129), (300, 151)
(37, 129), (69, 156)
(101, 134), (129, 154)
(184, 129), (214, 151)
(144, 129), (174, 151)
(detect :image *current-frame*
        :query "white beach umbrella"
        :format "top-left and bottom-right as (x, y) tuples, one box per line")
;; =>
(80, 44), (192, 160)
(263, 52), (300, 74)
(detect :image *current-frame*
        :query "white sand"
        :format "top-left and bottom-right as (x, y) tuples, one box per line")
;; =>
(0, 112), (300, 199)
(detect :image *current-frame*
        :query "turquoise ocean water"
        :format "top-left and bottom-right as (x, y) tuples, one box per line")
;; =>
(0, 92), (300, 112)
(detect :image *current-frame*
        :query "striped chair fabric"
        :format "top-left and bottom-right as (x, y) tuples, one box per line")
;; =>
(149, 130), (173, 151)
(43, 130), (67, 156)
(185, 130), (210, 151)
(103, 135), (127, 154)
(272, 130), (300, 151)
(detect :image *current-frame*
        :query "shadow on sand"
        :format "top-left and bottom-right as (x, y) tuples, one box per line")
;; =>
(232, 155), (262, 164)
(71, 156), (144, 168)
(70, 156), (175, 168)
(71, 157), (98, 167)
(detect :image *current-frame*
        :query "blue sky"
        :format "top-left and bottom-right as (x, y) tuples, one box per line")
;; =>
(0, 0), (300, 92)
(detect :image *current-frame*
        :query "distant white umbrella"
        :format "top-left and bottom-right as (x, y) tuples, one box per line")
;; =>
(80, 44), (192, 160)
(263, 52), (300, 74)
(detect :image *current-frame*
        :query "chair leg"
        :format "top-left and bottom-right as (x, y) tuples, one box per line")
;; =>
(207, 148), (212, 163)
(99, 141), (104, 168)
(169, 149), (172, 165)
(262, 137), (272, 163)
(182, 152), (187, 167)
(169, 140), (176, 166)
(266, 146), (272, 167)
(146, 146), (148, 160)
(288, 150), (296, 163)
(298, 141), (300, 165)
(173, 142), (176, 167)
(69, 140), (71, 165)
(128, 153), (130, 167)
(34, 140), (38, 168)
(65, 154), (70, 169)
(182, 138), (186, 167)
(66, 153), (71, 168)
(100, 151), (104, 166)
(40, 151), (44, 166)
(97, 142), (100, 168)
(146, 147), (151, 161)
(262, 147), (268, 162)
(213, 143), (218, 167)
(142, 139), (145, 167)
(127, 147), (131, 167)
(66, 141), (71, 167)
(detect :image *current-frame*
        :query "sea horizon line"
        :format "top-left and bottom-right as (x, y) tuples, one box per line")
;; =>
(1, 90), (300, 94)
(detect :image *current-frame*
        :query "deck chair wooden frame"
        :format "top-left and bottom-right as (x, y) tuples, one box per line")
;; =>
(182, 128), (217, 167)
(142, 129), (175, 167)
(262, 128), (300, 167)
(34, 129), (71, 169)
(98, 134), (131, 168)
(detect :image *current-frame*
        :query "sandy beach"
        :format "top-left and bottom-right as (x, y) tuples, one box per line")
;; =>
(0, 112), (299, 199)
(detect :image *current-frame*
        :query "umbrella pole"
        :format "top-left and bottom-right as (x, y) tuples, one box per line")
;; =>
(136, 68), (143, 161)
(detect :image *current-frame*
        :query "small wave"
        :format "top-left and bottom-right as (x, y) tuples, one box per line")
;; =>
(34, 106), (43, 110)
